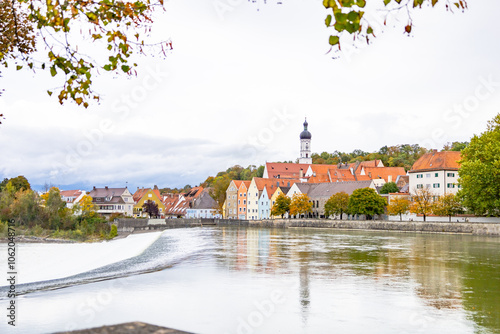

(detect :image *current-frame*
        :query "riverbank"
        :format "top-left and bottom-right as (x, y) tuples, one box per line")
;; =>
(116, 218), (500, 236)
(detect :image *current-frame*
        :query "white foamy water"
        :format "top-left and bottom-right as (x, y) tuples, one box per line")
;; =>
(0, 231), (163, 285)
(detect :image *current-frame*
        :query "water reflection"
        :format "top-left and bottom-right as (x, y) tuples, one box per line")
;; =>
(218, 227), (500, 333)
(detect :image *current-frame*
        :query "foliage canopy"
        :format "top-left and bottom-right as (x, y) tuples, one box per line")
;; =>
(458, 114), (500, 216)
(324, 191), (349, 218)
(289, 193), (312, 217)
(1, 0), (169, 109)
(348, 187), (386, 219)
(271, 193), (291, 218)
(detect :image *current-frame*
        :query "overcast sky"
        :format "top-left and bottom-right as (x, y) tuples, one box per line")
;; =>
(1, 0), (499, 191)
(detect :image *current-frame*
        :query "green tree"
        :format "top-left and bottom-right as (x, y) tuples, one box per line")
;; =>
(1, 0), (169, 108)
(348, 188), (386, 220)
(410, 188), (434, 222)
(41, 187), (70, 229)
(324, 191), (349, 219)
(271, 193), (291, 218)
(432, 194), (463, 222)
(0, 178), (9, 191)
(209, 174), (231, 213)
(387, 197), (411, 221)
(443, 141), (468, 152)
(379, 182), (399, 194)
(289, 193), (312, 218)
(10, 189), (45, 227)
(458, 114), (500, 216)
(5, 176), (31, 192)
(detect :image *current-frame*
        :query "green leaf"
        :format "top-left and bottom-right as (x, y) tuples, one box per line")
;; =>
(16, 65), (23, 71)
(47, 90), (53, 96)
(50, 66), (57, 77)
(325, 14), (332, 27)
(431, 0), (438, 5)
(357, 0), (366, 7)
(367, 26), (374, 35)
(383, 0), (391, 5)
(347, 11), (358, 22)
(121, 65), (130, 72)
(103, 64), (112, 71)
(329, 35), (340, 46)
(334, 12), (347, 24)
(334, 22), (346, 32)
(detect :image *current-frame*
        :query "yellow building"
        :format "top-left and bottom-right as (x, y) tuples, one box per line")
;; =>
(270, 186), (292, 219)
(133, 187), (166, 218)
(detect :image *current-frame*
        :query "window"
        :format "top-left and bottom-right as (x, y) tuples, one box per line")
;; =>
(433, 183), (440, 188)
(244, 200), (246, 204)
(244, 193), (246, 197)
(447, 172), (455, 177)
(256, 201), (258, 204)
(238, 200), (240, 205)
(240, 193), (242, 197)
(426, 184), (431, 188)
(435, 173), (439, 177)
(426, 173), (431, 178)
(148, 194), (152, 198)
(447, 183), (456, 188)
(416, 184), (423, 189)
(416, 174), (423, 179)
(239, 208), (242, 212)
(228, 202), (231, 207)
(244, 208), (246, 212)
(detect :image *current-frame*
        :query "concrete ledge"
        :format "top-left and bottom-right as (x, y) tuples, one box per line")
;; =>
(56, 321), (193, 334)
(113, 218), (500, 236)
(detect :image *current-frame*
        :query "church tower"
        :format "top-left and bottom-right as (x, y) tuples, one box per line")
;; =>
(299, 118), (312, 164)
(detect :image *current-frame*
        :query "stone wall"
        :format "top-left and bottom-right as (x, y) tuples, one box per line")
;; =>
(113, 218), (500, 236)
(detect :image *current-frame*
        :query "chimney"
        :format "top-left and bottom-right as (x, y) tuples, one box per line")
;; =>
(388, 175), (392, 182)
(93, 186), (96, 190)
(300, 169), (303, 178)
(154, 185), (158, 190)
(105, 186), (108, 190)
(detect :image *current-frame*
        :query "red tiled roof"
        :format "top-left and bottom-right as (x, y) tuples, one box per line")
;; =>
(254, 177), (298, 192)
(266, 162), (309, 179)
(362, 167), (406, 183)
(60, 190), (82, 198)
(132, 188), (149, 203)
(410, 151), (461, 172)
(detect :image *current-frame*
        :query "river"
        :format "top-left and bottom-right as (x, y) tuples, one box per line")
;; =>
(1, 227), (499, 334)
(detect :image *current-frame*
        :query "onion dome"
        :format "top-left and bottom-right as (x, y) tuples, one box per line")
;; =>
(300, 119), (311, 139)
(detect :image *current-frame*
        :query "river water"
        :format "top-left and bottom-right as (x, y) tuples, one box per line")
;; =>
(1, 227), (499, 334)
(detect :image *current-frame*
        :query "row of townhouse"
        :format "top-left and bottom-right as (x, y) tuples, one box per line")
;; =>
(59, 185), (220, 219)
(223, 177), (377, 220)
(225, 178), (298, 220)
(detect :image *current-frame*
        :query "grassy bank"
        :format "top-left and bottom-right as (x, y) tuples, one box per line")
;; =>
(0, 221), (118, 242)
